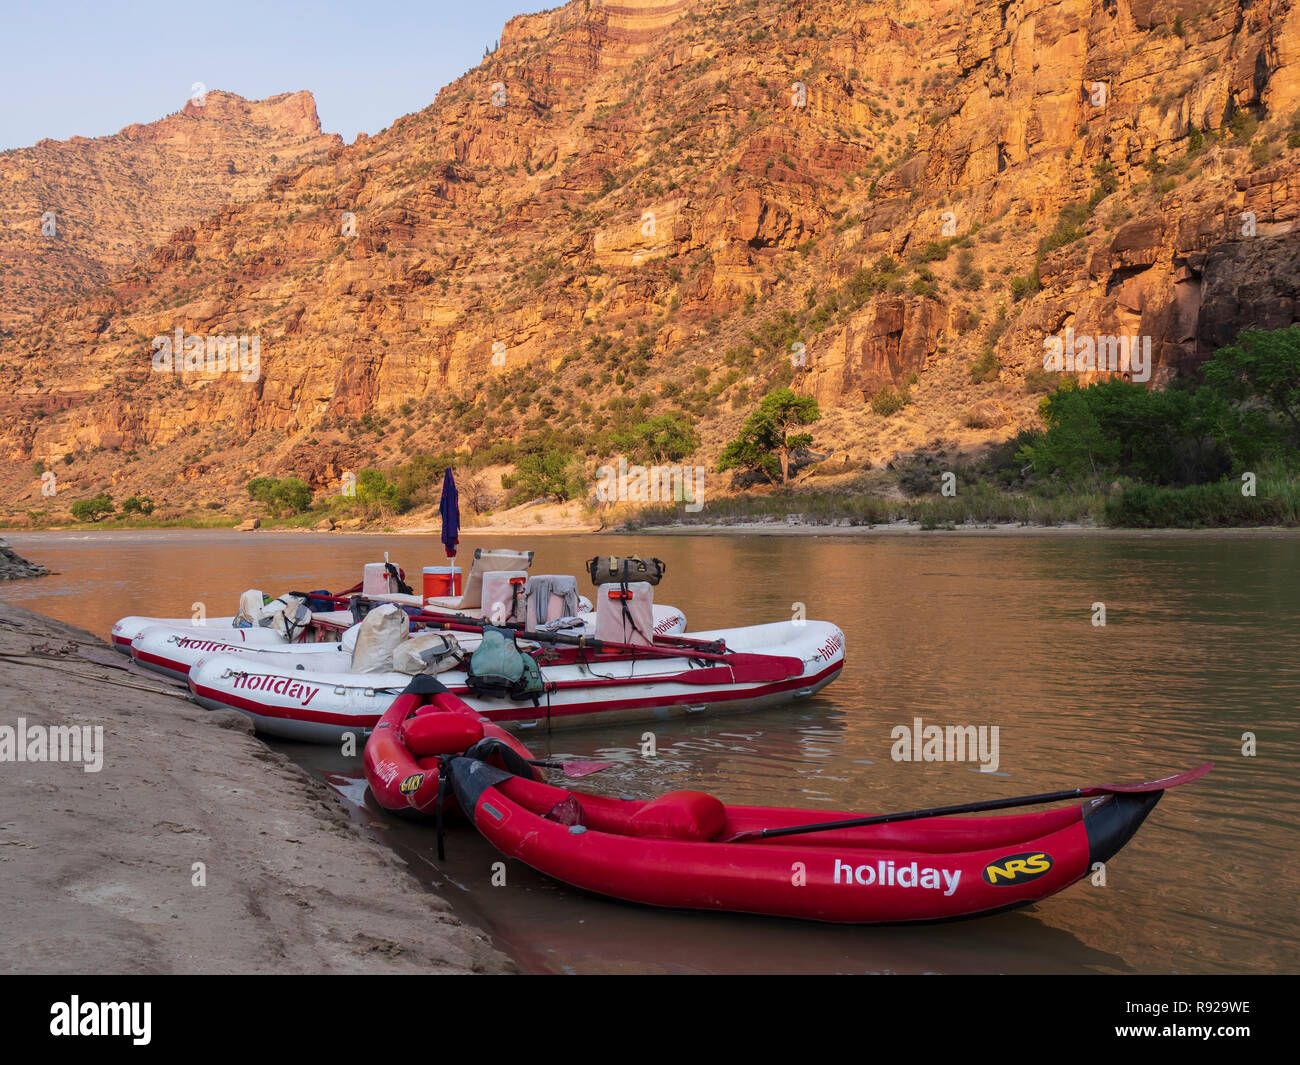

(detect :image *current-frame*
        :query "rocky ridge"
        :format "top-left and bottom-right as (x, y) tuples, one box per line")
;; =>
(0, 90), (341, 333)
(1, 0), (1297, 520)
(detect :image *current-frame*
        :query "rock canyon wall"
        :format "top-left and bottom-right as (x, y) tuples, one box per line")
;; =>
(1, 0), (1296, 514)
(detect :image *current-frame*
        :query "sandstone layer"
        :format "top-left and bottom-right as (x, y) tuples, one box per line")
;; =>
(1, 0), (1297, 517)
(0, 90), (340, 333)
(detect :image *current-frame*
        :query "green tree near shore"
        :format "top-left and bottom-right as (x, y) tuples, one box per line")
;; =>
(1201, 326), (1300, 442)
(717, 388), (821, 483)
(247, 476), (312, 517)
(70, 494), (114, 522)
(354, 470), (402, 515)
(503, 451), (584, 504)
(121, 496), (155, 516)
(1018, 325), (1300, 490)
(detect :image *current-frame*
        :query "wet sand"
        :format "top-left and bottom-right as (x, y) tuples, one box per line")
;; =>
(0, 601), (511, 975)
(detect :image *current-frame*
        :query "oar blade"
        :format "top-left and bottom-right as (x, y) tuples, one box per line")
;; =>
(1088, 762), (1214, 795)
(723, 653), (805, 683)
(560, 760), (614, 779)
(719, 828), (765, 844)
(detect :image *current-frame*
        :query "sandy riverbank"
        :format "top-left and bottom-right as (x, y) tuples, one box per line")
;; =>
(0, 602), (512, 975)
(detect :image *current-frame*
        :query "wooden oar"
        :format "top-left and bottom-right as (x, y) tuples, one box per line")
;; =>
(720, 763), (1214, 844)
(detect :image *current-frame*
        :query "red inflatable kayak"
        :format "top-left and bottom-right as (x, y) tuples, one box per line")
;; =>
(363, 676), (540, 816)
(446, 758), (1211, 923)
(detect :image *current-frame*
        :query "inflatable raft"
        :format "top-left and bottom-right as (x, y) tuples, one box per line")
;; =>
(113, 613), (243, 653)
(445, 760), (1211, 924)
(118, 550), (687, 681)
(187, 616), (846, 743)
(363, 676), (542, 816)
(108, 551), (549, 653)
(112, 589), (340, 656)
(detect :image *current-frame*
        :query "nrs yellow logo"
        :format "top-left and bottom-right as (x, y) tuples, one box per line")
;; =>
(398, 773), (425, 795)
(982, 851), (1053, 886)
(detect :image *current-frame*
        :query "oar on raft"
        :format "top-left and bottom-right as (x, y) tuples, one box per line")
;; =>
(400, 610), (804, 682)
(330, 591), (738, 656)
(720, 763), (1214, 844)
(311, 593), (807, 682)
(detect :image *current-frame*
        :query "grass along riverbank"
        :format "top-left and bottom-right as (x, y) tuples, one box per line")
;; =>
(9, 475), (1300, 535)
(618, 473), (1300, 531)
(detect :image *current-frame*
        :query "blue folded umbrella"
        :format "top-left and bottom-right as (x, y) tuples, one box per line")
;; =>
(439, 467), (460, 559)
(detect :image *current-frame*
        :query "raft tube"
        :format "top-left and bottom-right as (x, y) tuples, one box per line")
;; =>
(111, 614), (240, 653)
(186, 619), (845, 743)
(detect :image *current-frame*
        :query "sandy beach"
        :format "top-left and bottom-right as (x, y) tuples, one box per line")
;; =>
(0, 601), (512, 975)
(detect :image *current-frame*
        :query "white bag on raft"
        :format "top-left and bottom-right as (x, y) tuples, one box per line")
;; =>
(266, 594), (311, 641)
(393, 631), (464, 676)
(350, 604), (409, 674)
(234, 589), (267, 628)
(595, 581), (656, 647)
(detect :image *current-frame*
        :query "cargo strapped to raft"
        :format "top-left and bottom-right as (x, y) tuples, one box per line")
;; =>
(464, 626), (545, 704)
(586, 555), (666, 587)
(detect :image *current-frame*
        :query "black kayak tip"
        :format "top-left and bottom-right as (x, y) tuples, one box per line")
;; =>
(402, 674), (451, 696)
(1083, 790), (1163, 867)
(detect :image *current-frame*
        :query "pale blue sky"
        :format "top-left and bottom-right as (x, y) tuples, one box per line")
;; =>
(1, 0), (544, 150)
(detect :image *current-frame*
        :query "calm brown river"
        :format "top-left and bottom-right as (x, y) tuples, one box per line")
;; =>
(5, 529), (1297, 973)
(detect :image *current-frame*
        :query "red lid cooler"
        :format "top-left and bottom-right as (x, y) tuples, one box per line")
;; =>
(422, 566), (462, 601)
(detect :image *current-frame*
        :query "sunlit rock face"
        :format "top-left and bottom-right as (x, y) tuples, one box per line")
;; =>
(2, 0), (1297, 511)
(0, 90), (340, 333)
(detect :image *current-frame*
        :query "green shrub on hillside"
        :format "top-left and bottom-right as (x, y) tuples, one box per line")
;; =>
(611, 413), (700, 465)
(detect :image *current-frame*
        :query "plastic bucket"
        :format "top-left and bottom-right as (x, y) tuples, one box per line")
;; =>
(423, 566), (462, 601)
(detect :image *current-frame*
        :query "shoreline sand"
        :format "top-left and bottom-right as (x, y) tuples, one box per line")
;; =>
(0, 602), (512, 975)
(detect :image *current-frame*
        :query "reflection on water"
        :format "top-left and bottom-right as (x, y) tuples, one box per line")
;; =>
(5, 529), (1298, 973)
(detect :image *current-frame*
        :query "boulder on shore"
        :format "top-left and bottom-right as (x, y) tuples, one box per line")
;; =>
(235, 518), (262, 531)
(0, 539), (50, 580)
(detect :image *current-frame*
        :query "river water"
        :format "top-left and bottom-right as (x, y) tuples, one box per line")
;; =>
(4, 529), (1297, 973)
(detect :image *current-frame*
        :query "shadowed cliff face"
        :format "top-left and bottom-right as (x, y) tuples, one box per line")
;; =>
(1, 0), (1297, 516)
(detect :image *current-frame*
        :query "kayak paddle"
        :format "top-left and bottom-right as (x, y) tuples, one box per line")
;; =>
(721, 763), (1214, 844)
(527, 757), (614, 779)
